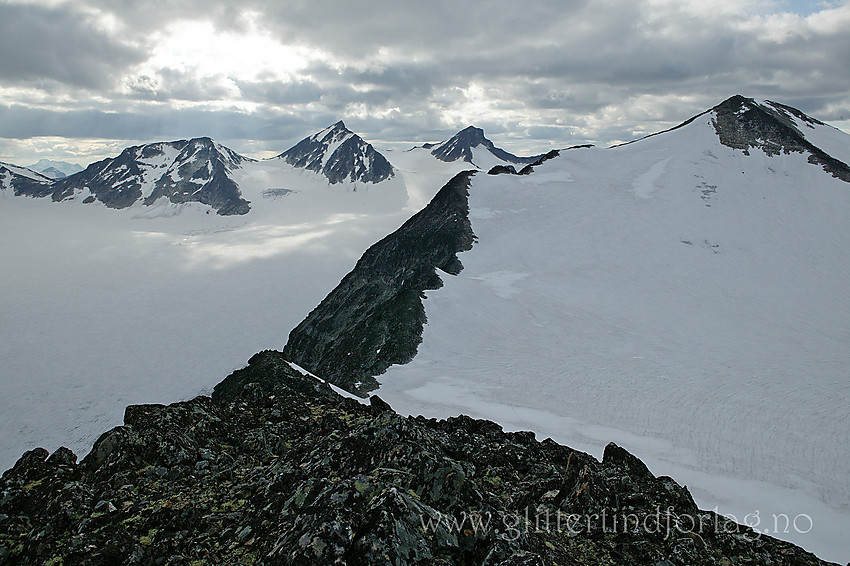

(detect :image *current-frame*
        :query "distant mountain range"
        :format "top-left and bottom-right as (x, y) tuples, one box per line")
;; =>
(26, 159), (84, 179)
(2, 122), (538, 215)
(5, 137), (252, 215)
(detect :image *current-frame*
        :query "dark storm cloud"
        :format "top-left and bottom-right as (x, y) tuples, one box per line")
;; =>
(235, 79), (324, 106)
(0, 3), (145, 89)
(320, 63), (454, 100)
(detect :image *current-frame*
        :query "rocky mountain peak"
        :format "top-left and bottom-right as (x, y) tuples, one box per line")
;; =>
(430, 126), (492, 163)
(430, 126), (541, 166)
(455, 125), (488, 144)
(35, 167), (66, 180)
(277, 122), (395, 184)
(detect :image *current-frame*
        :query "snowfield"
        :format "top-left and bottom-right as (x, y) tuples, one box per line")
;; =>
(376, 114), (850, 562)
(0, 154), (465, 471)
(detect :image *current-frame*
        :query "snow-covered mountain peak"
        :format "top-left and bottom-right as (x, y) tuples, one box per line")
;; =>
(429, 126), (542, 169)
(326, 120), (348, 132)
(26, 159), (84, 179)
(135, 137), (252, 215)
(708, 94), (809, 148)
(172, 136), (251, 172)
(276, 122), (395, 184)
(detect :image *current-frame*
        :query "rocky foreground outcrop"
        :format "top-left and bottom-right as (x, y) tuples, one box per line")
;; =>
(0, 351), (834, 565)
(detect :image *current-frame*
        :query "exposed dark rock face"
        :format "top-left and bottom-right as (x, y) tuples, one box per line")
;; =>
(431, 126), (542, 166)
(283, 171), (477, 395)
(765, 100), (827, 128)
(488, 165), (518, 175)
(12, 138), (252, 215)
(710, 96), (850, 183)
(0, 351), (834, 565)
(489, 151), (563, 176)
(531, 150), (562, 165)
(517, 150), (560, 175)
(277, 121), (395, 184)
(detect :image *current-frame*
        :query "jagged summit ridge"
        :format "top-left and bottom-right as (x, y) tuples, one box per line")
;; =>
(10, 137), (253, 215)
(430, 125), (542, 167)
(277, 121), (395, 184)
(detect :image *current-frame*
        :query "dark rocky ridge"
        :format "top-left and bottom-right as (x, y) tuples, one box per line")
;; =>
(487, 164), (518, 175)
(12, 138), (252, 215)
(283, 171), (477, 395)
(0, 163), (53, 195)
(0, 350), (834, 565)
(431, 126), (543, 166)
(277, 121), (395, 185)
(488, 150), (563, 176)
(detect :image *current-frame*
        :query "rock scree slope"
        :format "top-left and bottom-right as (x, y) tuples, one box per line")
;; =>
(0, 350), (835, 565)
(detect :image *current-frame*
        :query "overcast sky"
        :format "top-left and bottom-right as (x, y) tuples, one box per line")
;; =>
(1, 0), (849, 166)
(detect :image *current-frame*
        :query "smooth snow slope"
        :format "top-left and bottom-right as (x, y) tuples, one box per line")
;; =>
(0, 155), (465, 473)
(376, 114), (850, 562)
